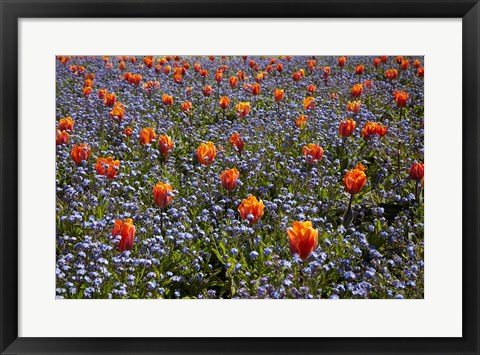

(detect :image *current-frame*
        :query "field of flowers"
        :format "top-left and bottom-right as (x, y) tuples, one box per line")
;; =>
(56, 55), (424, 299)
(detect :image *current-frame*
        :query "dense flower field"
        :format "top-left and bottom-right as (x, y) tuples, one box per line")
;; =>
(56, 55), (424, 299)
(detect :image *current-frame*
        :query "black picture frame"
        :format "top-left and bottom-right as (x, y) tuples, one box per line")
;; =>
(1, 1), (479, 354)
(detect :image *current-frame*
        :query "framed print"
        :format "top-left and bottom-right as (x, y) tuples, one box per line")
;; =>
(1, 0), (479, 354)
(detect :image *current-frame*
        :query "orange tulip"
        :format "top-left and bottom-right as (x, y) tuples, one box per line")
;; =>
(276, 63), (283, 73)
(71, 143), (91, 166)
(196, 141), (216, 165)
(302, 144), (324, 165)
(351, 84), (363, 98)
(417, 68), (424, 77)
(409, 162), (424, 181)
(219, 96), (231, 110)
(323, 67), (331, 79)
(355, 65), (364, 75)
(346, 100), (361, 114)
(396, 56), (404, 64)
(361, 121), (387, 139)
(84, 78), (94, 88)
(272, 89), (284, 103)
(112, 218), (136, 252)
(255, 72), (264, 83)
(363, 80), (373, 89)
(124, 73), (142, 85)
(413, 59), (422, 68)
(143, 80), (160, 93)
(199, 69), (208, 78)
(215, 71), (223, 83)
(394, 90), (409, 108)
(143, 56), (154, 68)
(173, 73), (182, 83)
(287, 221), (318, 261)
(385, 68), (398, 80)
(238, 195), (264, 225)
(181, 101), (193, 112)
(229, 132), (244, 153)
(251, 84), (261, 96)
(355, 163), (367, 172)
(380, 56), (388, 63)
(292, 71), (302, 81)
(401, 60), (410, 70)
(95, 157), (120, 179)
(56, 130), (69, 145)
(373, 58), (381, 67)
(307, 59), (316, 71)
(219, 168), (240, 191)
(303, 97), (316, 110)
(104, 93), (116, 107)
(243, 83), (253, 94)
(162, 94), (173, 107)
(237, 71), (245, 80)
(229, 76), (239, 88)
(123, 127), (133, 137)
(98, 88), (108, 99)
(158, 134), (174, 157)
(344, 168), (367, 195)
(110, 102), (125, 121)
(82, 87), (92, 96)
(236, 102), (251, 118)
(153, 182), (173, 209)
(338, 56), (346, 67)
(339, 119), (356, 137)
(119, 61), (126, 71)
(296, 115), (308, 128)
(58, 116), (74, 132)
(139, 128), (156, 145)
(203, 86), (213, 97)
(307, 84), (316, 94)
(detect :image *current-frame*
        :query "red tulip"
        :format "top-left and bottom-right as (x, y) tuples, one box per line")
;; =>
(409, 162), (424, 181)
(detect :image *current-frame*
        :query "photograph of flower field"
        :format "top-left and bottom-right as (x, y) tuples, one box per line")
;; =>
(56, 55), (424, 299)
